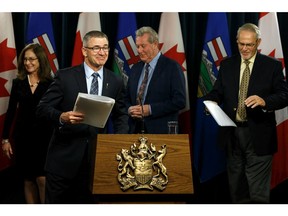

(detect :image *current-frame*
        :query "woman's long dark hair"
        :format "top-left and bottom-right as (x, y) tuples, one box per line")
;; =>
(17, 43), (53, 82)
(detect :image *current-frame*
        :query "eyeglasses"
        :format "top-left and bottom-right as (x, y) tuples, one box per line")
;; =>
(85, 46), (110, 53)
(24, 57), (38, 62)
(237, 41), (257, 49)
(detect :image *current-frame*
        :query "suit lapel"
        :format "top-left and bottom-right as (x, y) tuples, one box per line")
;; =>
(131, 63), (144, 103)
(233, 56), (242, 93)
(248, 53), (261, 93)
(146, 55), (164, 98)
(102, 68), (109, 96)
(75, 64), (88, 93)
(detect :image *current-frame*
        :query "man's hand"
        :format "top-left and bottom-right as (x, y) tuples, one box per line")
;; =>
(245, 95), (266, 108)
(128, 105), (150, 118)
(60, 111), (85, 124)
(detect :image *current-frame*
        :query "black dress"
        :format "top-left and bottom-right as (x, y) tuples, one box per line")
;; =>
(2, 77), (53, 179)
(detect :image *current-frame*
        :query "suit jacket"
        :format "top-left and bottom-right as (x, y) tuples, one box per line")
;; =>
(36, 64), (128, 178)
(205, 53), (288, 155)
(126, 54), (186, 134)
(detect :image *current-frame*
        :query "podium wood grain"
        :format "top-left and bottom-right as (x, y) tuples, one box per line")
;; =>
(91, 134), (193, 195)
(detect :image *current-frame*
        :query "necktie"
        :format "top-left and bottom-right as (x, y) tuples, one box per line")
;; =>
(237, 60), (250, 121)
(137, 64), (150, 105)
(90, 73), (99, 95)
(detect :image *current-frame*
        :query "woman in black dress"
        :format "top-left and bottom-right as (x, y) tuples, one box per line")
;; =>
(1, 43), (54, 203)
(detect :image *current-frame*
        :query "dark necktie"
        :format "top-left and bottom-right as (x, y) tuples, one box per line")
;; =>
(137, 64), (150, 105)
(237, 60), (250, 121)
(90, 73), (99, 95)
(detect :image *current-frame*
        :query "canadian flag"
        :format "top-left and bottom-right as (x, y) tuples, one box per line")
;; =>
(158, 12), (191, 136)
(0, 13), (17, 171)
(71, 12), (101, 66)
(258, 12), (288, 189)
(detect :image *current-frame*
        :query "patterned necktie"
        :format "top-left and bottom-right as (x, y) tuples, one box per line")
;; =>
(90, 73), (99, 95)
(237, 60), (250, 121)
(137, 64), (150, 105)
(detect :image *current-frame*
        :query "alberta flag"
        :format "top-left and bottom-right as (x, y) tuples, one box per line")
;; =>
(193, 12), (232, 182)
(112, 12), (139, 86)
(72, 12), (101, 66)
(0, 13), (17, 171)
(258, 12), (288, 189)
(158, 12), (191, 136)
(26, 12), (59, 74)
(108, 12), (138, 133)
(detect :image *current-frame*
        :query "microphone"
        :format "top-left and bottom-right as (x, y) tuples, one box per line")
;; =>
(138, 95), (145, 134)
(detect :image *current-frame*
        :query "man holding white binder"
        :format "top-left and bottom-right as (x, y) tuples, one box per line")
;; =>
(204, 23), (288, 203)
(36, 30), (128, 203)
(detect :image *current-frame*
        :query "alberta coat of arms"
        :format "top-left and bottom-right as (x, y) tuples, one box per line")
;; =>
(116, 136), (168, 191)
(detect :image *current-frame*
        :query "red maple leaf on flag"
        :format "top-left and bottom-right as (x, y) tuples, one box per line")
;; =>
(268, 49), (285, 74)
(0, 39), (17, 72)
(259, 48), (285, 79)
(0, 78), (9, 97)
(159, 43), (186, 71)
(0, 38), (17, 97)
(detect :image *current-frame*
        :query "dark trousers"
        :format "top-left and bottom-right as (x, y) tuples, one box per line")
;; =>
(226, 127), (272, 203)
(45, 153), (94, 204)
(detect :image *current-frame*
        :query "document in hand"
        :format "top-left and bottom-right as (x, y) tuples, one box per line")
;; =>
(73, 93), (115, 128)
(203, 100), (237, 127)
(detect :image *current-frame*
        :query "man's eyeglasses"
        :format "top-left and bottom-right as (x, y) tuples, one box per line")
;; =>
(24, 57), (38, 62)
(85, 46), (110, 53)
(237, 41), (257, 49)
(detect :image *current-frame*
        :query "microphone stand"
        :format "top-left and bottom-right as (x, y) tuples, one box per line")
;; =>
(138, 96), (145, 134)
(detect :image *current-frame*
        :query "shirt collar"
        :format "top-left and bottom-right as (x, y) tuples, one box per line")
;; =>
(147, 52), (161, 70)
(84, 62), (104, 79)
(242, 52), (257, 64)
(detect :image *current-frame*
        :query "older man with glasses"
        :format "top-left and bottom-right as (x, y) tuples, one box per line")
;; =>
(204, 23), (288, 203)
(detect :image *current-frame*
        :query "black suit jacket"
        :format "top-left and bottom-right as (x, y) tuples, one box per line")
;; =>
(36, 64), (128, 178)
(126, 54), (186, 133)
(205, 53), (288, 155)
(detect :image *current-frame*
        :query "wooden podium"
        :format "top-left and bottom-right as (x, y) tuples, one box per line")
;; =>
(90, 134), (193, 203)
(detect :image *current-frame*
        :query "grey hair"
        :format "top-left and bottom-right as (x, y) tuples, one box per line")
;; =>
(82, 30), (109, 47)
(237, 23), (261, 39)
(136, 26), (159, 43)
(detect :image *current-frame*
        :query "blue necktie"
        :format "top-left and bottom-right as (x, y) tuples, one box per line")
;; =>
(90, 73), (99, 95)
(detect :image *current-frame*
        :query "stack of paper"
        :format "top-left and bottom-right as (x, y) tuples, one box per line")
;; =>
(203, 100), (237, 127)
(73, 93), (115, 128)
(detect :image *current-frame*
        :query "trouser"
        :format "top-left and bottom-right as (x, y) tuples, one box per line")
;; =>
(45, 150), (94, 204)
(226, 127), (273, 203)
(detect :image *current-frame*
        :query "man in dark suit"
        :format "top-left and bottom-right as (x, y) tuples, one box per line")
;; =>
(36, 30), (128, 203)
(205, 23), (288, 203)
(126, 26), (186, 134)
